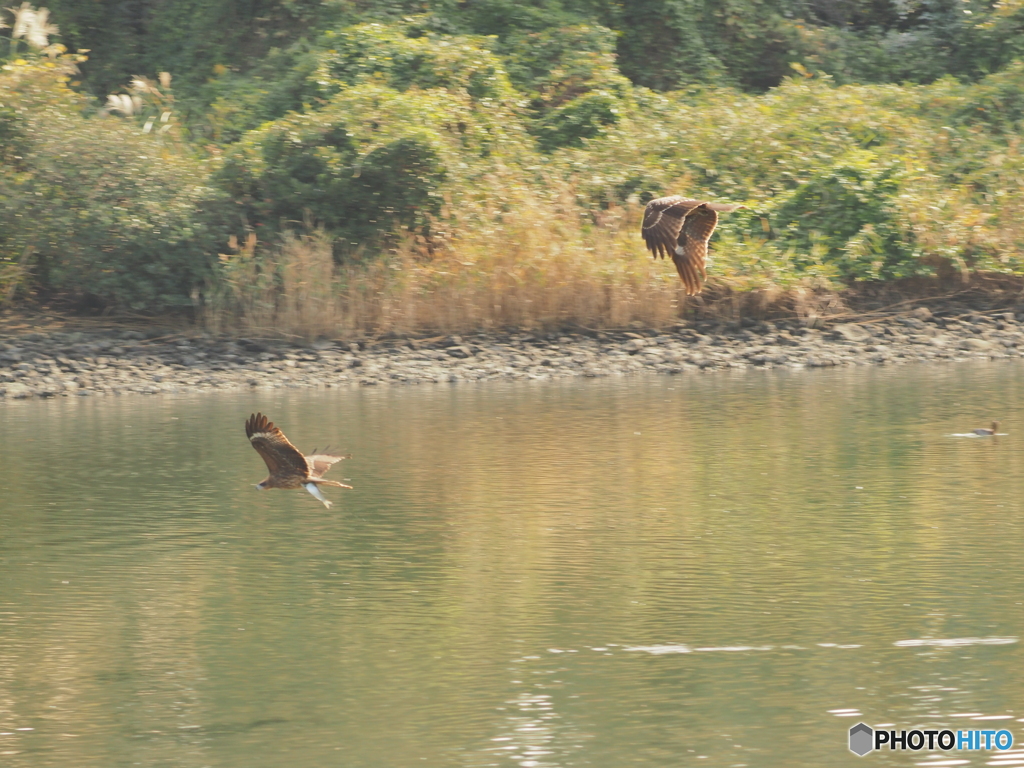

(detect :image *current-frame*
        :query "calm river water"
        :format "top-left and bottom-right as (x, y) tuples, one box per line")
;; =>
(4, 363), (1024, 768)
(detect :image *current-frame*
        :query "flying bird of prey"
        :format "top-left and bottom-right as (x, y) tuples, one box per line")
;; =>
(641, 197), (744, 295)
(245, 412), (352, 508)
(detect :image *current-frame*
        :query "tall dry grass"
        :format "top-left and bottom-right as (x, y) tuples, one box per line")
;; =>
(204, 184), (709, 339)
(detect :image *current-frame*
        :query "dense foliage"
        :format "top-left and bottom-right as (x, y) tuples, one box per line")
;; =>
(0, 53), (230, 309)
(35, 0), (1024, 97)
(3, 2), (1024, 315)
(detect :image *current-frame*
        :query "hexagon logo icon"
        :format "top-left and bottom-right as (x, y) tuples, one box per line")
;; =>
(849, 722), (873, 756)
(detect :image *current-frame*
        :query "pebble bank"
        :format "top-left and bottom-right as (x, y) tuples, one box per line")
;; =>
(2, 307), (1023, 399)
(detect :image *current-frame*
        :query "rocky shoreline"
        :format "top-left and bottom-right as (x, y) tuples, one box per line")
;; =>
(2, 307), (1024, 399)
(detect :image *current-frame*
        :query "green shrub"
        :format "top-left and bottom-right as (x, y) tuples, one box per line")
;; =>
(533, 90), (622, 151)
(0, 54), (230, 309)
(499, 25), (632, 150)
(313, 22), (517, 105)
(602, 0), (802, 92)
(217, 83), (469, 254)
(945, 61), (1024, 134)
(767, 151), (920, 280)
(201, 45), (320, 144)
(212, 22), (536, 255)
(794, 3), (1024, 87)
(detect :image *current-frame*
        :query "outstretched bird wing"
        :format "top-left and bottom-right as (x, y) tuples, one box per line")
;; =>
(641, 196), (744, 295)
(641, 196), (702, 259)
(245, 412), (309, 479)
(305, 451), (351, 479)
(672, 204), (719, 296)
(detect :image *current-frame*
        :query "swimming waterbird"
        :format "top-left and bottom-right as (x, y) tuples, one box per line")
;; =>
(972, 421), (1000, 436)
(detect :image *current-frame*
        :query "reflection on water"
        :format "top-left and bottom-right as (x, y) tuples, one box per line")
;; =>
(3, 361), (1024, 767)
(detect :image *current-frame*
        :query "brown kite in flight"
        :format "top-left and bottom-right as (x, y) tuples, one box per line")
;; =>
(641, 197), (744, 295)
(245, 412), (352, 508)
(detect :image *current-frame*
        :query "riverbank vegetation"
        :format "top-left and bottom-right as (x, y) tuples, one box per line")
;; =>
(3, 1), (1024, 337)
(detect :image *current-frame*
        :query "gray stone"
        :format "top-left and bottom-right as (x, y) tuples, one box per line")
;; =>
(833, 324), (872, 342)
(3, 382), (32, 398)
(960, 338), (993, 352)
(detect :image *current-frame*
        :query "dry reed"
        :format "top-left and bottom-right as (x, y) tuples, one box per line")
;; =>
(202, 172), (841, 340)
(204, 190), (684, 339)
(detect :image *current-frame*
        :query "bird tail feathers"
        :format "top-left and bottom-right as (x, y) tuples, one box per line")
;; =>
(671, 254), (702, 295)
